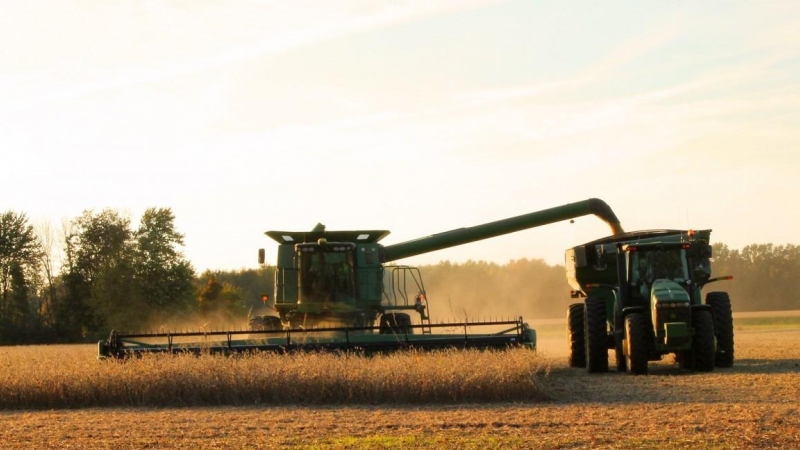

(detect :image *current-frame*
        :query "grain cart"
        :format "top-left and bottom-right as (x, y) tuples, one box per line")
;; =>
(564, 229), (734, 375)
(98, 198), (624, 358)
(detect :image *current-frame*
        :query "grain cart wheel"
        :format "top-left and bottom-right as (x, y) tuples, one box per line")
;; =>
(584, 297), (608, 373)
(706, 292), (734, 368)
(625, 313), (649, 375)
(691, 309), (715, 372)
(567, 303), (586, 368)
(379, 313), (412, 335)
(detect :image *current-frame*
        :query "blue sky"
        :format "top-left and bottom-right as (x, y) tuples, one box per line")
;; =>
(1, 0), (798, 271)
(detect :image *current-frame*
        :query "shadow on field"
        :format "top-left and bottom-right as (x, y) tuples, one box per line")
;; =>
(728, 358), (800, 374)
(541, 357), (799, 405)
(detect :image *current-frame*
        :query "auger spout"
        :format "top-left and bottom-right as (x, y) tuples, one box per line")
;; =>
(382, 198), (624, 262)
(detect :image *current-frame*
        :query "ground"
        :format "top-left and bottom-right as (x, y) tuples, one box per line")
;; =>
(1, 314), (799, 449)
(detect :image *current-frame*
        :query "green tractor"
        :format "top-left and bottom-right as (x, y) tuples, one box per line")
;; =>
(565, 230), (734, 374)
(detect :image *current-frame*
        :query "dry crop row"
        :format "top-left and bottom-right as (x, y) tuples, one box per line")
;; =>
(0, 346), (547, 409)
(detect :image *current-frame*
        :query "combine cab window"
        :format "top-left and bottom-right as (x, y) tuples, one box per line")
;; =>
(299, 246), (356, 304)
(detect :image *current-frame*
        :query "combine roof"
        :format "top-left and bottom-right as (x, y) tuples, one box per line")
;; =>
(265, 230), (391, 244)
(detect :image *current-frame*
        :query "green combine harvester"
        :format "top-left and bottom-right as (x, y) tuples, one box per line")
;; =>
(564, 229), (734, 374)
(98, 198), (624, 358)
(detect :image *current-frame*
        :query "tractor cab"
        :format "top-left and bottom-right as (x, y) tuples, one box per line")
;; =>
(625, 243), (692, 307)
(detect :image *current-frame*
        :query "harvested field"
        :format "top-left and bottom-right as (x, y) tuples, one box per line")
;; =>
(1, 312), (799, 448)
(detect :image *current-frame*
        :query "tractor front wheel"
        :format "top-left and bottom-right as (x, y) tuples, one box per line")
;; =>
(691, 309), (716, 372)
(567, 303), (586, 368)
(625, 313), (649, 375)
(584, 297), (608, 373)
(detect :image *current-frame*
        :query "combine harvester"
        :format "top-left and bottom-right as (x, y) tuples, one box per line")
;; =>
(564, 229), (734, 374)
(98, 198), (624, 358)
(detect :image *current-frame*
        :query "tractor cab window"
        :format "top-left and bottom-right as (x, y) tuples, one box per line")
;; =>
(298, 244), (356, 303)
(631, 248), (688, 284)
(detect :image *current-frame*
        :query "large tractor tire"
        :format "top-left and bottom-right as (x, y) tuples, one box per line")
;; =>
(625, 313), (649, 375)
(707, 292), (734, 368)
(691, 309), (716, 372)
(584, 297), (608, 373)
(567, 303), (586, 368)
(379, 313), (412, 335)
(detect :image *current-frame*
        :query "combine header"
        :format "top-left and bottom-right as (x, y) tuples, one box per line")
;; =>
(99, 198), (624, 359)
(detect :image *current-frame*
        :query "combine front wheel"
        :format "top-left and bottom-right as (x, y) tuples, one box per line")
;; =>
(567, 303), (586, 368)
(707, 292), (734, 368)
(584, 297), (608, 373)
(249, 315), (283, 331)
(625, 313), (649, 375)
(379, 313), (412, 335)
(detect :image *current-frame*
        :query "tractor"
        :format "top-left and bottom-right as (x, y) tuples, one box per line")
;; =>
(565, 229), (734, 374)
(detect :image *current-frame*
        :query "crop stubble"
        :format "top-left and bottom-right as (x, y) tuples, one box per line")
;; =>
(0, 317), (799, 449)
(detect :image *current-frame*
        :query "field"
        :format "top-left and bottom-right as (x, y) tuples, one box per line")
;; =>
(1, 311), (799, 449)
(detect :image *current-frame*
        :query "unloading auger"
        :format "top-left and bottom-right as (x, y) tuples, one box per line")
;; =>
(98, 198), (623, 358)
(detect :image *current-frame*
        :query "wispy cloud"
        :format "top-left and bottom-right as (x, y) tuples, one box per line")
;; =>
(0, 0), (502, 113)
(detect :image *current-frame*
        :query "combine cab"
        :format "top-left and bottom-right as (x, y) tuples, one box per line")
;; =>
(99, 198), (625, 358)
(565, 229), (734, 374)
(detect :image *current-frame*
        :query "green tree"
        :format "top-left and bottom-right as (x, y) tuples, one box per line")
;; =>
(711, 242), (800, 311)
(132, 208), (195, 321)
(197, 273), (246, 322)
(206, 266), (275, 312)
(0, 211), (42, 342)
(61, 209), (134, 337)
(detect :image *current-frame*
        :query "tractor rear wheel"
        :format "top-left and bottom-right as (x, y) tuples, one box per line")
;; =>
(625, 313), (649, 375)
(584, 297), (608, 373)
(707, 292), (734, 368)
(691, 309), (715, 372)
(567, 303), (586, 368)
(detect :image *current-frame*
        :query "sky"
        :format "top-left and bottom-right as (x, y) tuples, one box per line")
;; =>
(1, 0), (799, 272)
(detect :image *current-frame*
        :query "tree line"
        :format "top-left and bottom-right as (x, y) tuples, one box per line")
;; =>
(0, 209), (269, 345)
(1, 208), (797, 344)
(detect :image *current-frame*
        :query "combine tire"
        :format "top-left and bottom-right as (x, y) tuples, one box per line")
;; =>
(625, 313), (649, 375)
(707, 292), (734, 368)
(249, 315), (283, 331)
(379, 313), (412, 335)
(691, 309), (715, 372)
(584, 297), (608, 373)
(567, 303), (586, 368)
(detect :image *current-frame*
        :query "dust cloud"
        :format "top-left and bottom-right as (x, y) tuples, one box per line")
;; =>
(417, 259), (571, 324)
